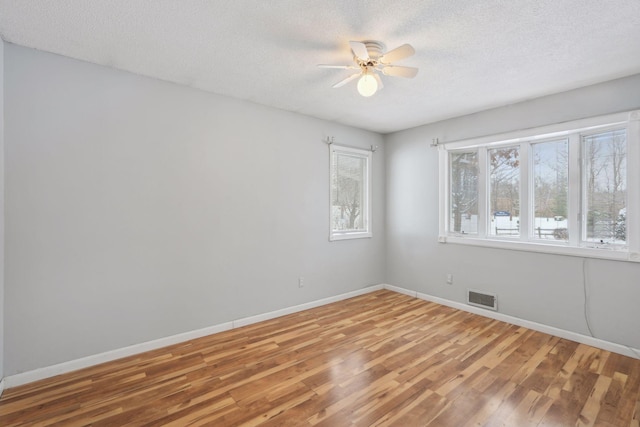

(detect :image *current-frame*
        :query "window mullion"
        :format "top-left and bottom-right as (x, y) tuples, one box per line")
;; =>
(627, 111), (640, 256)
(568, 134), (581, 247)
(477, 147), (488, 237)
(439, 146), (448, 238)
(519, 142), (530, 241)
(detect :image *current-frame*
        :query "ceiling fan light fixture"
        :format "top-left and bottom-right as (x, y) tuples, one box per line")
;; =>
(320, 40), (417, 97)
(357, 73), (378, 97)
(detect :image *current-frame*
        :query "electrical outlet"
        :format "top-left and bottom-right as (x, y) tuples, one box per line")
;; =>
(298, 277), (304, 288)
(446, 274), (453, 285)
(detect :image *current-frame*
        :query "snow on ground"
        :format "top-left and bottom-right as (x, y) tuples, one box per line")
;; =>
(456, 215), (567, 240)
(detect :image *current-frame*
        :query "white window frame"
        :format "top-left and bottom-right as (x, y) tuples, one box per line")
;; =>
(329, 145), (373, 241)
(438, 111), (640, 262)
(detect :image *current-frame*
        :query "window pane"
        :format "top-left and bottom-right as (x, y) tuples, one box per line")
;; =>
(583, 129), (627, 245)
(449, 151), (478, 234)
(489, 147), (520, 237)
(331, 152), (366, 232)
(532, 139), (569, 241)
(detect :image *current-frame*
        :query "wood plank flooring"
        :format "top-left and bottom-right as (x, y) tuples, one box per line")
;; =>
(1, 289), (639, 426)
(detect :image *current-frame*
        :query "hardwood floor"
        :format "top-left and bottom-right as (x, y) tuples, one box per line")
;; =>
(1, 289), (639, 426)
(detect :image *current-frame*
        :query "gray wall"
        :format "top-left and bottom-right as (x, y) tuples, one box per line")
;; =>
(385, 74), (640, 350)
(4, 44), (385, 375)
(0, 39), (5, 381)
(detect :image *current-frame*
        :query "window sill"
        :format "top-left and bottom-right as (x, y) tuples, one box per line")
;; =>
(330, 231), (372, 241)
(441, 235), (639, 262)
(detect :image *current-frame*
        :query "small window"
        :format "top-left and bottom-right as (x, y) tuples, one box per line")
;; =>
(330, 145), (372, 240)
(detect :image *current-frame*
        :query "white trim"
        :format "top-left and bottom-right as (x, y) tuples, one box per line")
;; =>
(568, 133), (581, 247)
(382, 283), (418, 298)
(380, 284), (640, 360)
(438, 145), (448, 237)
(478, 148), (488, 236)
(231, 285), (382, 328)
(627, 112), (640, 255)
(3, 285), (384, 389)
(0, 378), (5, 397)
(329, 231), (372, 241)
(4, 322), (232, 389)
(444, 235), (635, 262)
(519, 142), (530, 241)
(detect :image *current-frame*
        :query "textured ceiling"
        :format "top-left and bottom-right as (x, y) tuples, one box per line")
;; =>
(1, 0), (639, 134)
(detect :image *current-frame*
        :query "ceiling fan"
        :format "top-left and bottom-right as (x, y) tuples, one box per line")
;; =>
(318, 40), (418, 97)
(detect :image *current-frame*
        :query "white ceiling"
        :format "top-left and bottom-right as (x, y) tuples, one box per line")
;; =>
(0, 1), (639, 134)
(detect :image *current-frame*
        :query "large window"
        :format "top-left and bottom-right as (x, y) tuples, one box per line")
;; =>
(440, 111), (639, 261)
(330, 145), (372, 240)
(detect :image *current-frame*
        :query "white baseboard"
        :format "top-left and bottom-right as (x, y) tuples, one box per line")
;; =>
(382, 284), (418, 298)
(381, 284), (640, 359)
(233, 284), (383, 328)
(4, 284), (383, 389)
(7, 282), (635, 390)
(0, 378), (5, 397)
(4, 321), (234, 389)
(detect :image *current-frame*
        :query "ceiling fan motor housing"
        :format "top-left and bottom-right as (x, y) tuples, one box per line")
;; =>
(360, 40), (385, 60)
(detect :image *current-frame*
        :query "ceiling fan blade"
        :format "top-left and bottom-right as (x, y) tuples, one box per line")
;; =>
(332, 73), (361, 88)
(380, 65), (419, 78)
(379, 44), (415, 63)
(373, 73), (384, 90)
(318, 64), (357, 69)
(349, 41), (370, 60)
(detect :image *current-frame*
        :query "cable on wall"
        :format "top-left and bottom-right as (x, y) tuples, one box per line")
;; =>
(582, 258), (595, 337)
(582, 257), (640, 359)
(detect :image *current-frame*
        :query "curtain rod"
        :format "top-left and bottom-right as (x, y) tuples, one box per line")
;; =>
(324, 136), (378, 153)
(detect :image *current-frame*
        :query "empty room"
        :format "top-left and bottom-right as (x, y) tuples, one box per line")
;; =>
(0, 1), (639, 426)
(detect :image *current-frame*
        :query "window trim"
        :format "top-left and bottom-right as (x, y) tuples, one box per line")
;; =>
(439, 110), (640, 262)
(329, 144), (373, 241)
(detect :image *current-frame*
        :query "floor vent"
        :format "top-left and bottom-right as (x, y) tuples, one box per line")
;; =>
(467, 289), (498, 311)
